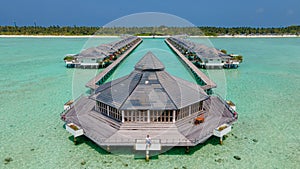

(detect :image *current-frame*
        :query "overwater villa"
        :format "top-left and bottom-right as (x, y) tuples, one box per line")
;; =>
(167, 36), (241, 69)
(64, 36), (141, 68)
(61, 52), (238, 153)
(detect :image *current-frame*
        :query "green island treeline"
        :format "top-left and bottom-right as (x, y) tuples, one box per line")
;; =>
(0, 25), (299, 36)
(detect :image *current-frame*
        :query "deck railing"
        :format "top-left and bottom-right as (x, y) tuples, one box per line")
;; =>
(211, 93), (236, 114)
(60, 94), (85, 120)
(84, 131), (215, 146)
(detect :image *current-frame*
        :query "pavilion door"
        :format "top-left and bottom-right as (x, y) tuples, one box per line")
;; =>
(137, 110), (147, 122)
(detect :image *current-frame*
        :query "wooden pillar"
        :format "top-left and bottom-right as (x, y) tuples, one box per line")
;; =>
(107, 105), (110, 116)
(185, 146), (190, 154)
(146, 145), (150, 161)
(189, 105), (191, 116)
(173, 110), (176, 123)
(107, 145), (111, 153)
(73, 136), (77, 145)
(95, 102), (99, 112)
(147, 110), (150, 123)
(121, 110), (125, 123)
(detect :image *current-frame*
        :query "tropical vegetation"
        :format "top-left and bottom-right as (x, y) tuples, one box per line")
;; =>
(0, 25), (299, 36)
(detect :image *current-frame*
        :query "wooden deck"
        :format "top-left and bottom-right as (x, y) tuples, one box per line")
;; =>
(86, 39), (143, 90)
(165, 39), (217, 91)
(63, 96), (236, 147)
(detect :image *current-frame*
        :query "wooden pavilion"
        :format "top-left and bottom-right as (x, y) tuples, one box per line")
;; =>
(61, 51), (237, 150)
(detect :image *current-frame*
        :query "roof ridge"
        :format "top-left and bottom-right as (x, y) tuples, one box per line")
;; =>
(157, 71), (208, 108)
(95, 74), (130, 93)
(134, 51), (165, 71)
(119, 72), (143, 110)
(149, 53), (155, 69)
(171, 76), (209, 103)
(154, 71), (178, 109)
(171, 76), (205, 93)
(155, 71), (181, 109)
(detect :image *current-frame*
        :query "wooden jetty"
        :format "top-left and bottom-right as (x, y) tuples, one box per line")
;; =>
(86, 38), (142, 90)
(64, 36), (141, 69)
(166, 36), (240, 69)
(165, 39), (217, 93)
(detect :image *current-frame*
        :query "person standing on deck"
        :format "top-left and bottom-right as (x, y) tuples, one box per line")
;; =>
(146, 135), (151, 147)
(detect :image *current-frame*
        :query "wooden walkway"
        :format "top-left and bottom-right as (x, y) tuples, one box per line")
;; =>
(165, 39), (217, 92)
(86, 39), (143, 90)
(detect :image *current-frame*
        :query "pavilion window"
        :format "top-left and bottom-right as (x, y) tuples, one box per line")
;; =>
(139, 111), (142, 122)
(179, 110), (182, 120)
(179, 106), (189, 119)
(176, 110), (181, 120)
(163, 110), (172, 122)
(150, 110), (154, 122)
(152, 110), (158, 122)
(116, 110), (121, 121)
(135, 110), (146, 122)
(160, 111), (166, 122)
(136, 111), (140, 122)
(98, 102), (107, 115)
(131, 111), (135, 122)
(199, 102), (203, 111)
(129, 111), (133, 122)
(125, 111), (128, 121)
(166, 110), (170, 122)
(143, 110), (147, 122)
(150, 110), (159, 122)
(169, 110), (174, 122)
(161, 111), (165, 122)
(180, 108), (184, 119)
(185, 106), (189, 117)
(155, 111), (160, 122)
(168, 110), (173, 122)
(151, 110), (155, 122)
(191, 103), (199, 114)
(107, 107), (121, 121)
(124, 110), (131, 122)
(124, 110), (128, 122)
(159, 110), (163, 122)
(165, 111), (167, 122)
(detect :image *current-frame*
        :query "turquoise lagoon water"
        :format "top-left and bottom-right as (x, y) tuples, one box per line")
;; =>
(0, 37), (299, 169)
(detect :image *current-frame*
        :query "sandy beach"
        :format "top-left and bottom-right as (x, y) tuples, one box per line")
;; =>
(0, 34), (299, 38)
(206, 34), (299, 38)
(0, 35), (119, 38)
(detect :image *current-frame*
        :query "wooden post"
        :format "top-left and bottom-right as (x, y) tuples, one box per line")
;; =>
(121, 110), (125, 123)
(107, 105), (109, 116)
(73, 136), (77, 145)
(146, 145), (150, 161)
(173, 110), (176, 123)
(147, 110), (150, 123)
(220, 136), (223, 145)
(185, 146), (190, 154)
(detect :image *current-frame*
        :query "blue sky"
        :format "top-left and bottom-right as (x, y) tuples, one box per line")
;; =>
(0, 0), (299, 27)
